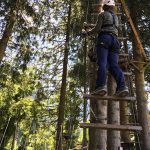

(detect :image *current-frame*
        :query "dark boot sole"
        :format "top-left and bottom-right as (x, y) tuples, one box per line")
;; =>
(91, 90), (107, 96)
(116, 91), (129, 97)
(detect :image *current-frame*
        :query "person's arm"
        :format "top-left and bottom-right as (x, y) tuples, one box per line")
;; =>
(87, 12), (104, 36)
(83, 22), (95, 29)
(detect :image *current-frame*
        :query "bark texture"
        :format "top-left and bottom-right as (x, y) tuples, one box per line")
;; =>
(120, 101), (131, 143)
(135, 69), (150, 150)
(116, 1), (131, 145)
(0, 3), (17, 60)
(88, 63), (107, 150)
(107, 74), (121, 150)
(88, 0), (108, 148)
(82, 39), (88, 149)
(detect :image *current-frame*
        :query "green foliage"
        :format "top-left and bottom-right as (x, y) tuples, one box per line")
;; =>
(0, 0), (149, 149)
(0, 0), (85, 149)
(127, 0), (150, 56)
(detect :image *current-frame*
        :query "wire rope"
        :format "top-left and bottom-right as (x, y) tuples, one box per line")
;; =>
(0, 117), (11, 147)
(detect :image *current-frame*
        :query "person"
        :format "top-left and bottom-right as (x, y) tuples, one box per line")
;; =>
(82, 0), (129, 97)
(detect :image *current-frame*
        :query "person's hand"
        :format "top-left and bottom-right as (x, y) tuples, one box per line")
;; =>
(83, 22), (88, 28)
(83, 22), (95, 29)
(81, 29), (88, 38)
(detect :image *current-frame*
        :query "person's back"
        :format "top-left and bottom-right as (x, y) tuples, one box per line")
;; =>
(101, 10), (118, 36)
(86, 5), (119, 37)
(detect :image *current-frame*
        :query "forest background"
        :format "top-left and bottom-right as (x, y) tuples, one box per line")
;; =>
(0, 0), (149, 149)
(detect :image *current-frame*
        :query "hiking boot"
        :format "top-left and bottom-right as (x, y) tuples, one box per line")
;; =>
(91, 86), (107, 96)
(115, 86), (129, 97)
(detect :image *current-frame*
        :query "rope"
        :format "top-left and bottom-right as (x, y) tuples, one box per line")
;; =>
(85, 103), (104, 121)
(90, 106), (97, 120)
(0, 117), (11, 147)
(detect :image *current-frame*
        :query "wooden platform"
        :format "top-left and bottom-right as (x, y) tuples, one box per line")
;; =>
(91, 3), (122, 7)
(80, 123), (142, 131)
(83, 94), (136, 101)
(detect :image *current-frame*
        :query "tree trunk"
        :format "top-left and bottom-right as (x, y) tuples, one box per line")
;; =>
(107, 74), (121, 150)
(55, 4), (71, 150)
(11, 125), (16, 150)
(88, 49), (107, 150)
(0, 2), (18, 60)
(88, 0), (107, 149)
(82, 38), (88, 149)
(89, 92), (107, 150)
(120, 101), (131, 143)
(88, 62), (98, 150)
(134, 68), (150, 150)
(130, 5), (150, 150)
(133, 50), (150, 150)
(88, 53), (107, 150)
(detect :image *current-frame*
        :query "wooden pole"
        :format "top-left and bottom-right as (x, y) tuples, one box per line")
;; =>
(107, 75), (121, 150)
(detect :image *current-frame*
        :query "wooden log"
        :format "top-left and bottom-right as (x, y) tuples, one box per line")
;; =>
(83, 94), (136, 101)
(80, 123), (142, 131)
(119, 58), (128, 63)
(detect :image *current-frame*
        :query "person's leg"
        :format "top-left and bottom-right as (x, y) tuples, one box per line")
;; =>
(108, 51), (128, 96)
(91, 44), (108, 95)
(107, 35), (129, 96)
(108, 51), (125, 88)
(95, 34), (111, 89)
(96, 45), (108, 88)
(91, 33), (111, 95)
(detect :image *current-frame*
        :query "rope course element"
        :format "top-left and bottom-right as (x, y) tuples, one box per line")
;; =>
(0, 117), (11, 147)
(79, 0), (145, 149)
(126, 73), (142, 150)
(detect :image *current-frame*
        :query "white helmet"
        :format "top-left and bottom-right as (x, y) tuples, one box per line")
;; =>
(103, 0), (115, 6)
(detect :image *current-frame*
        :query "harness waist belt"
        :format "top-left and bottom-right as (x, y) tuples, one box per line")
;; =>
(99, 31), (117, 37)
(101, 24), (114, 28)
